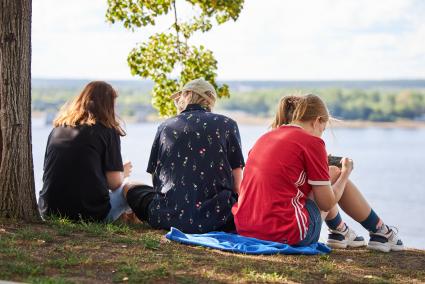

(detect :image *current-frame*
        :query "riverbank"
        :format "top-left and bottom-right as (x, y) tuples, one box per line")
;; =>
(32, 111), (425, 129)
(215, 111), (425, 129)
(1, 218), (424, 283)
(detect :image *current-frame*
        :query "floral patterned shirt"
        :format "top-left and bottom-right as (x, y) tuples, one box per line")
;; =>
(147, 104), (245, 233)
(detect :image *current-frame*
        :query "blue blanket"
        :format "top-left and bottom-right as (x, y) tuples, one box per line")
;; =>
(165, 227), (331, 255)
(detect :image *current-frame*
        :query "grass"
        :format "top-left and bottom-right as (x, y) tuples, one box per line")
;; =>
(242, 268), (289, 283)
(1, 217), (425, 283)
(112, 263), (169, 283)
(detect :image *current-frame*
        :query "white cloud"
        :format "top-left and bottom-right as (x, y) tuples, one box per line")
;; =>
(32, 0), (425, 80)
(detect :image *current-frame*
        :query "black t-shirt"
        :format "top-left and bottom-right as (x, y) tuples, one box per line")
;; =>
(146, 104), (245, 233)
(38, 124), (123, 221)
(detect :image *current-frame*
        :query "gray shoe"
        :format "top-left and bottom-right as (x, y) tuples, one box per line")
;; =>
(327, 226), (366, 249)
(367, 225), (404, 252)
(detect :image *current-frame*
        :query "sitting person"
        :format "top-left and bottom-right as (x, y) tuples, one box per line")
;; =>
(38, 81), (132, 222)
(124, 78), (245, 233)
(232, 94), (403, 252)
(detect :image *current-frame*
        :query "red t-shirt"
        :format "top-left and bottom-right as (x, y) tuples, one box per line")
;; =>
(232, 125), (330, 245)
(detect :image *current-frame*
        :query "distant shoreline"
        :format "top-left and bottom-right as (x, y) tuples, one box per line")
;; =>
(328, 119), (425, 129)
(32, 111), (425, 129)
(213, 111), (425, 129)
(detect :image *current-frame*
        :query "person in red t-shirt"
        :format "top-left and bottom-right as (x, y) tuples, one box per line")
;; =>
(232, 94), (404, 252)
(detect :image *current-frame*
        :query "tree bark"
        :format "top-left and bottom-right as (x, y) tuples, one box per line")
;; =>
(0, 0), (40, 220)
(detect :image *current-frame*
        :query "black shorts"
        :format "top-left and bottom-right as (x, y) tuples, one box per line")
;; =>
(126, 184), (236, 232)
(126, 184), (155, 221)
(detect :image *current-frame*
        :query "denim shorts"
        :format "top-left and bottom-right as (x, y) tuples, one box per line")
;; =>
(104, 182), (131, 223)
(296, 199), (323, 246)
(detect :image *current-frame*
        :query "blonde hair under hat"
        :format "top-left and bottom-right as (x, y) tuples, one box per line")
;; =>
(171, 78), (217, 104)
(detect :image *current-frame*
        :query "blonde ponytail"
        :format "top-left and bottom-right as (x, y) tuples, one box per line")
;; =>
(271, 96), (302, 128)
(272, 94), (330, 128)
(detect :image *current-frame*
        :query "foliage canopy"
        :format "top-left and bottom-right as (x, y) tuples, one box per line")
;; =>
(106, 0), (244, 116)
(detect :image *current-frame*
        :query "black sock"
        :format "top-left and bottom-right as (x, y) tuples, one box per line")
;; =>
(326, 212), (343, 230)
(360, 209), (382, 233)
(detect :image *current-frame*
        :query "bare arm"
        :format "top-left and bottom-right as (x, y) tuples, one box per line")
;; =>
(106, 161), (132, 191)
(232, 168), (243, 194)
(312, 158), (353, 211)
(106, 171), (124, 190)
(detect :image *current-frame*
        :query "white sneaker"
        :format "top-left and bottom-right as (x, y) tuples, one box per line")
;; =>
(327, 226), (366, 249)
(367, 225), (404, 252)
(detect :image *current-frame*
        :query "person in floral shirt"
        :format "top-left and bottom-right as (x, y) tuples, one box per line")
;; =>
(125, 78), (245, 233)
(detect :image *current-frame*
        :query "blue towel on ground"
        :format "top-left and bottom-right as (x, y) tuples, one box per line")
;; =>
(165, 227), (331, 255)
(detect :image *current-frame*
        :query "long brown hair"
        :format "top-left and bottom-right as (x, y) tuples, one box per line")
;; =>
(54, 81), (126, 136)
(271, 94), (329, 129)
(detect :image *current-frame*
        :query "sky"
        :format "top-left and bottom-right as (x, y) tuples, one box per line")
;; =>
(32, 0), (425, 81)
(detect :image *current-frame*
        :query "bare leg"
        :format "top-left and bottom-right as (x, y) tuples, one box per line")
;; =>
(322, 166), (343, 221)
(326, 172), (404, 252)
(337, 180), (371, 222)
(324, 167), (371, 223)
(321, 167), (368, 248)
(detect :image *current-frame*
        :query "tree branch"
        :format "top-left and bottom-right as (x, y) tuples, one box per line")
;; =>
(172, 0), (182, 55)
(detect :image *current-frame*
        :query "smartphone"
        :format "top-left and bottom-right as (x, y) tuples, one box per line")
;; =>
(328, 155), (342, 168)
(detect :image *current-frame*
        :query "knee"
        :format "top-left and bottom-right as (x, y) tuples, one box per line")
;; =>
(122, 181), (146, 199)
(329, 166), (341, 184)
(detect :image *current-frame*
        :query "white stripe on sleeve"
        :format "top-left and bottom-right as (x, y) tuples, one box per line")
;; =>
(308, 180), (331, 186)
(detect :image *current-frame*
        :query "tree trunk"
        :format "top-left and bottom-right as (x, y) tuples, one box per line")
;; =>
(0, 0), (40, 220)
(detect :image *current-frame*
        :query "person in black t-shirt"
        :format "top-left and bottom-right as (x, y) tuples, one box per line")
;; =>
(124, 78), (245, 233)
(38, 81), (133, 222)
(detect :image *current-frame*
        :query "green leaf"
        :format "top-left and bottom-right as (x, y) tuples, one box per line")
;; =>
(107, 0), (244, 115)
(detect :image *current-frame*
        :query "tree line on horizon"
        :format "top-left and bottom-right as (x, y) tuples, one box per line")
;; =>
(218, 88), (425, 122)
(33, 87), (425, 122)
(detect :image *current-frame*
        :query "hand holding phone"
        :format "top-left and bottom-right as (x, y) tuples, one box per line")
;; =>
(341, 157), (354, 173)
(328, 155), (343, 168)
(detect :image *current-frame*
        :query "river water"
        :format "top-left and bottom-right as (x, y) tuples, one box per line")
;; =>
(31, 120), (425, 249)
